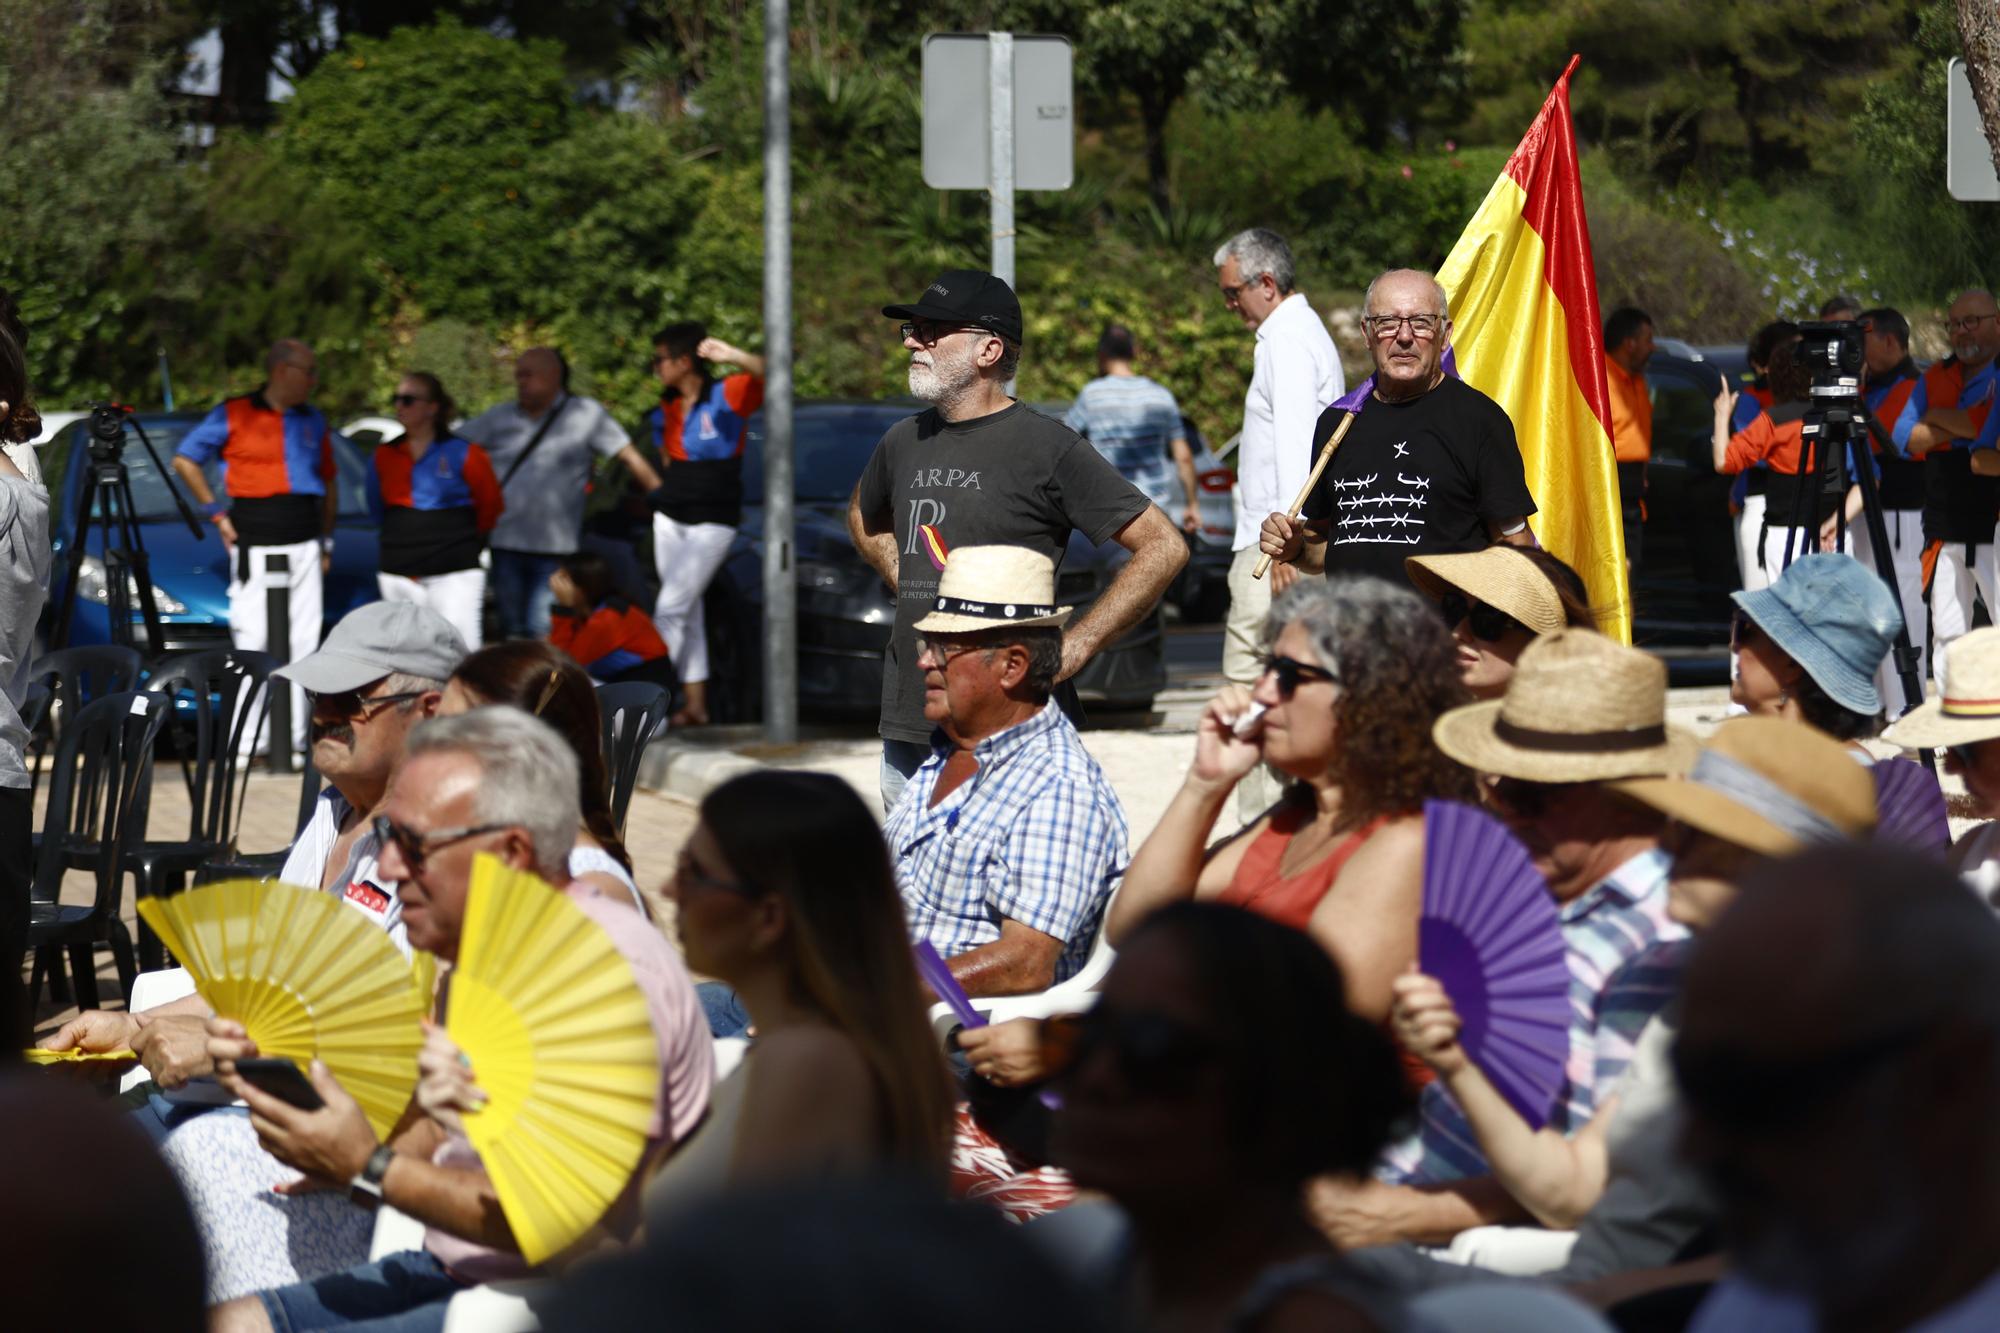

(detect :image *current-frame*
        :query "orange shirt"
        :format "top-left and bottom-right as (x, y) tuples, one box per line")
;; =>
(1720, 411), (1808, 476)
(1605, 355), (1653, 464)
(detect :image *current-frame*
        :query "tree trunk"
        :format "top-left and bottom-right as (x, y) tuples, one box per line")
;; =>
(215, 10), (278, 129)
(1957, 0), (2000, 180)
(1140, 89), (1172, 216)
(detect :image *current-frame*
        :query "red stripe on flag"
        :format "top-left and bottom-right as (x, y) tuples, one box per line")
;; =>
(1502, 56), (1613, 441)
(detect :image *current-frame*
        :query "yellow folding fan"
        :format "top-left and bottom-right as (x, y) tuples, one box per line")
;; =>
(135, 879), (425, 1137)
(446, 854), (660, 1266)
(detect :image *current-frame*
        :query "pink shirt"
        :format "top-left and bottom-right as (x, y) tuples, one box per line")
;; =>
(425, 883), (714, 1281)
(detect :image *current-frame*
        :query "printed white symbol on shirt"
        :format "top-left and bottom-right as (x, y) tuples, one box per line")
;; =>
(1330, 454), (1431, 548)
(1393, 441), (1409, 458)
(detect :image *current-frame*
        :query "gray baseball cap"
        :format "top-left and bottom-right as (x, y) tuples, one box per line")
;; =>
(273, 601), (468, 694)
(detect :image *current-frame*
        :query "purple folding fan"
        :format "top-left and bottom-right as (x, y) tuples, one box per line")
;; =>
(915, 940), (985, 1030)
(1872, 757), (1949, 852)
(1420, 799), (1572, 1130)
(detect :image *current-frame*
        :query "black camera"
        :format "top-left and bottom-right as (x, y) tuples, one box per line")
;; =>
(1793, 320), (1866, 396)
(86, 401), (132, 457)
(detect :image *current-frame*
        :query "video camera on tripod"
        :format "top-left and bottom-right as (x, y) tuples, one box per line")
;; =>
(50, 401), (206, 657)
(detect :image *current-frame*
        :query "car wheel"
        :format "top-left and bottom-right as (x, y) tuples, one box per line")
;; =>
(700, 579), (763, 726)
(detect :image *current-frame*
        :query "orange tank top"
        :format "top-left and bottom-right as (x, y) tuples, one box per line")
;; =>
(1219, 805), (1390, 929)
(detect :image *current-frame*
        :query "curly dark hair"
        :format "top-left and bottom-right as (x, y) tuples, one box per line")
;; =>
(0, 325), (41, 446)
(1265, 576), (1478, 827)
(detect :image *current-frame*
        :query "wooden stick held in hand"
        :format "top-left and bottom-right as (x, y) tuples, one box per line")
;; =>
(1253, 410), (1358, 580)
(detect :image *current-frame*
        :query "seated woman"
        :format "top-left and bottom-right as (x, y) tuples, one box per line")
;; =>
(1731, 552), (1945, 848)
(1107, 577), (1475, 1024)
(1384, 717), (1877, 1290)
(547, 550), (675, 687)
(1404, 545), (1597, 700)
(641, 769), (954, 1217)
(1885, 626), (2000, 895)
(442, 640), (646, 910)
(1051, 901), (1415, 1331)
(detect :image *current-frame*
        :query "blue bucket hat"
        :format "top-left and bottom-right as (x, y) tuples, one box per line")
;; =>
(1731, 553), (1902, 716)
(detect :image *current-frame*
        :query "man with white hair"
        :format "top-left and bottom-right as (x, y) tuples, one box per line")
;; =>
(171, 338), (340, 755)
(1261, 268), (1536, 588)
(1212, 228), (1343, 816)
(848, 270), (1186, 812)
(206, 707), (711, 1333)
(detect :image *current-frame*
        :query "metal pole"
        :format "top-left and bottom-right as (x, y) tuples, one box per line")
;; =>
(989, 32), (1015, 395)
(762, 0), (797, 744)
(265, 551), (294, 774)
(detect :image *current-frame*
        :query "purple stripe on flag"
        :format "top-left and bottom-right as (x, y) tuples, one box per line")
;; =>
(915, 940), (986, 1029)
(1330, 352), (1461, 417)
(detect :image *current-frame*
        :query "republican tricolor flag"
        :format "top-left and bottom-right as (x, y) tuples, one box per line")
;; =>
(1438, 56), (1629, 642)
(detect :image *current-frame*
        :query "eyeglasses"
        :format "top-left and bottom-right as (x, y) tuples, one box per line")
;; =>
(1364, 313), (1443, 340)
(371, 814), (511, 873)
(1488, 776), (1576, 820)
(307, 687), (429, 722)
(1947, 313), (1999, 333)
(389, 394), (434, 408)
(1219, 275), (1269, 305)
(1729, 611), (1763, 649)
(900, 322), (988, 347)
(1440, 591), (1527, 643)
(916, 635), (992, 665)
(1258, 654), (1338, 698)
(1046, 1007), (1222, 1097)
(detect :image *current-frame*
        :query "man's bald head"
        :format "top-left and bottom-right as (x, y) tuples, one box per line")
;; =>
(1948, 289), (2000, 367)
(514, 346), (567, 413)
(1678, 847), (2000, 1324)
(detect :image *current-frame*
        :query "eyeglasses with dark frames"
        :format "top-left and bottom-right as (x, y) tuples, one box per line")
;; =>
(1259, 654), (1339, 698)
(899, 322), (990, 347)
(307, 687), (429, 722)
(1440, 591), (1527, 644)
(389, 394), (434, 408)
(1364, 313), (1443, 340)
(371, 814), (511, 873)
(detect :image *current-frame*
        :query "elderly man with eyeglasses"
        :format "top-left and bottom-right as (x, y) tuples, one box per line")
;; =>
(38, 601), (464, 1131)
(849, 270), (1185, 813)
(1260, 268), (1538, 592)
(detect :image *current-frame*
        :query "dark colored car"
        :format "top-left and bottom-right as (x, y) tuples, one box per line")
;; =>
(34, 412), (381, 655)
(679, 400), (1168, 724)
(1630, 342), (1749, 680)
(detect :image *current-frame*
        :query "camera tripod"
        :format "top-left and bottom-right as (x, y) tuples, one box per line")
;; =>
(50, 404), (205, 657)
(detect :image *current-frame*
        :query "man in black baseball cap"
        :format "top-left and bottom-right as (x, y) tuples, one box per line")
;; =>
(881, 269), (1025, 344)
(850, 269), (1187, 814)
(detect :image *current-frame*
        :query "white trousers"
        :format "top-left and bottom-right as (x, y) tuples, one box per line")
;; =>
(1224, 545), (1286, 825)
(650, 514), (735, 685)
(1735, 492), (1769, 593)
(1758, 521), (1851, 583)
(378, 568), (485, 651)
(1850, 509), (1928, 717)
(227, 538), (322, 755)
(1931, 528), (2000, 691)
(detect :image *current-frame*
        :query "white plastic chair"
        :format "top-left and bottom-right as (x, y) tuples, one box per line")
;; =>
(926, 892), (1119, 1045)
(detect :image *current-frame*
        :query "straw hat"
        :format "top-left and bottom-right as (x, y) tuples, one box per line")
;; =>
(1405, 547), (1569, 636)
(1881, 626), (2000, 749)
(911, 545), (1074, 634)
(1615, 716), (1878, 856)
(1432, 628), (1698, 782)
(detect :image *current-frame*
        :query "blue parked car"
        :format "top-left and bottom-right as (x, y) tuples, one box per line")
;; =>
(34, 411), (381, 655)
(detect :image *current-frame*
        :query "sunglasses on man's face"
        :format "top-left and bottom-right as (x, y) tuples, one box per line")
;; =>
(371, 814), (510, 874)
(1439, 591), (1527, 644)
(1258, 654), (1338, 698)
(1488, 776), (1577, 820)
(308, 687), (428, 722)
(390, 393), (434, 408)
(1046, 1007), (1222, 1098)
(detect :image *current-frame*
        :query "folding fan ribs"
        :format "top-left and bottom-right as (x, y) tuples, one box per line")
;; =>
(135, 879), (425, 1137)
(446, 855), (661, 1266)
(1419, 799), (1573, 1131)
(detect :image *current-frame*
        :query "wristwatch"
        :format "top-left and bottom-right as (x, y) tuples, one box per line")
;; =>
(349, 1143), (395, 1204)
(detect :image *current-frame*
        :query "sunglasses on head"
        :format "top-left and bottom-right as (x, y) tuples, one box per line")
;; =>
(1259, 654), (1338, 698)
(1439, 591), (1527, 643)
(1045, 1007), (1222, 1097)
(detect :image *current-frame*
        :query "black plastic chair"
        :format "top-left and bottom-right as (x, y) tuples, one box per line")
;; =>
(128, 649), (278, 968)
(23, 644), (144, 810)
(25, 690), (170, 1011)
(193, 751), (322, 885)
(596, 681), (670, 837)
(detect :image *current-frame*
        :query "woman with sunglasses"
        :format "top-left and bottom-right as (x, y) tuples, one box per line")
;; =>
(1885, 627), (2000, 896)
(643, 770), (953, 1224)
(367, 371), (503, 650)
(1051, 901), (1414, 1331)
(1107, 578), (1475, 1026)
(1729, 552), (1946, 848)
(1405, 546), (1596, 700)
(439, 640), (645, 911)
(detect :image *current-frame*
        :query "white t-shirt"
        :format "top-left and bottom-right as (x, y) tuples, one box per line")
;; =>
(1233, 293), (1344, 551)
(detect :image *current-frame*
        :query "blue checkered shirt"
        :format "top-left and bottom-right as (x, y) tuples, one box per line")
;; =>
(884, 701), (1129, 981)
(1378, 847), (1691, 1186)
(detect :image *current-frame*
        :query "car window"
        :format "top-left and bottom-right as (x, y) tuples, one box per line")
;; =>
(742, 406), (916, 503)
(53, 418), (371, 523)
(1647, 366), (1719, 468)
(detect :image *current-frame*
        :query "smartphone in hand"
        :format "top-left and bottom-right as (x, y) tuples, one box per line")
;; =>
(234, 1057), (325, 1111)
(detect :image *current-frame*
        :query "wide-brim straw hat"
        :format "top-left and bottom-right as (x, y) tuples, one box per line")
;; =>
(1882, 625), (2000, 749)
(912, 544), (1074, 634)
(1405, 548), (1569, 636)
(1614, 716), (1878, 856)
(1433, 628), (1699, 782)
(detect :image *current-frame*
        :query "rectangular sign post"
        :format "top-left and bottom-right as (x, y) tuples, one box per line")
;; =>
(1950, 58), (2000, 203)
